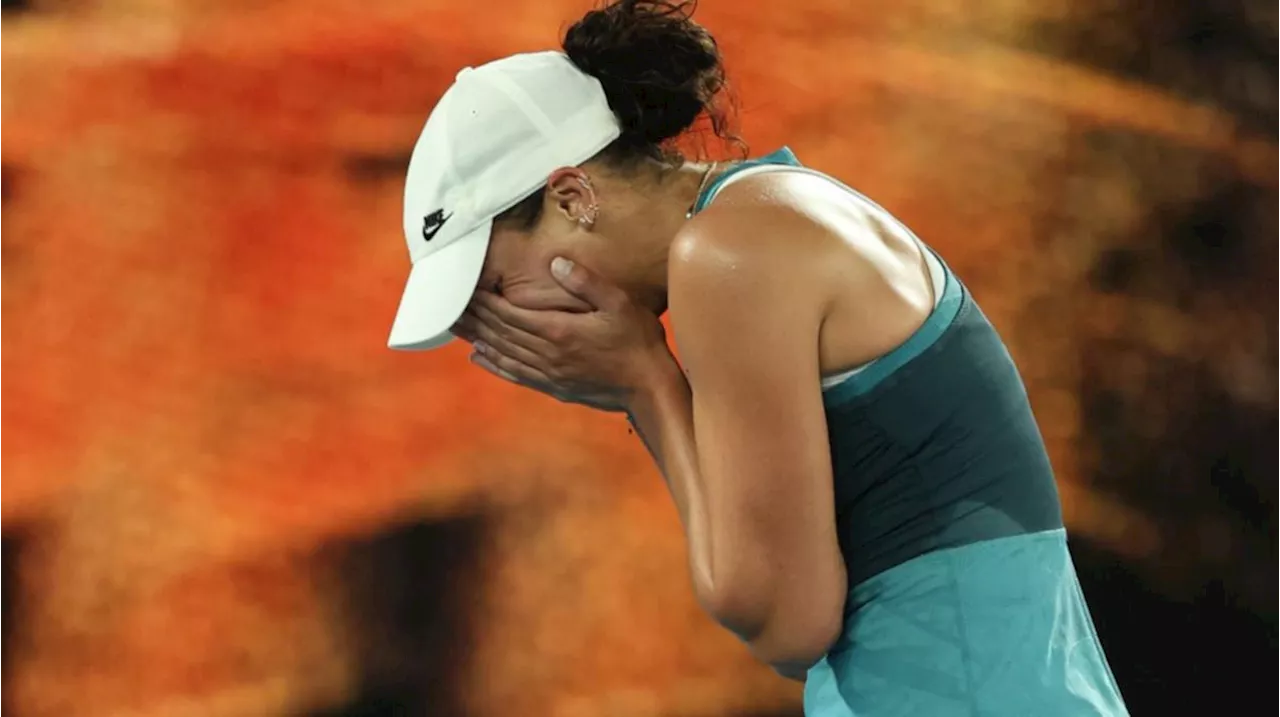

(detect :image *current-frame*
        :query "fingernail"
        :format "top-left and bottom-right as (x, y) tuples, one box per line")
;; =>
(551, 257), (573, 279)
(473, 340), (488, 354)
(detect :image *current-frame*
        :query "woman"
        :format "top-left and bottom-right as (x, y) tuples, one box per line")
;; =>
(388, 2), (1129, 714)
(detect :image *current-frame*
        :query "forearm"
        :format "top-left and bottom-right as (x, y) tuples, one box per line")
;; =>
(626, 355), (718, 600)
(625, 353), (838, 674)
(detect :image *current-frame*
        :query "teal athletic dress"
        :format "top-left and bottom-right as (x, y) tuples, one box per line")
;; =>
(691, 149), (1129, 716)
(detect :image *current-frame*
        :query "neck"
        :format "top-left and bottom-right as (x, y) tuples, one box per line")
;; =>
(600, 160), (721, 314)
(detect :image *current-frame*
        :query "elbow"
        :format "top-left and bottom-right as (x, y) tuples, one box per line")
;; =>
(751, 602), (844, 670)
(697, 580), (845, 670)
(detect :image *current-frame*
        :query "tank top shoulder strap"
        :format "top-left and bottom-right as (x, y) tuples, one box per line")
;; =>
(690, 147), (802, 215)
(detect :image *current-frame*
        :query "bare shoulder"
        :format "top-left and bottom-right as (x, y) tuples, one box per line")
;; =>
(668, 172), (858, 318)
(666, 201), (834, 353)
(669, 168), (936, 379)
(670, 204), (826, 299)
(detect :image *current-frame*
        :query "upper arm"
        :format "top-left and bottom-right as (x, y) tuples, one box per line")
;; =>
(667, 217), (847, 660)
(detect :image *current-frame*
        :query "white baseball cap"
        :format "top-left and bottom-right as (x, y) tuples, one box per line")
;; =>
(388, 51), (622, 350)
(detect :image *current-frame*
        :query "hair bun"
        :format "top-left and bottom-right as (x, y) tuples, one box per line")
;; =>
(563, 1), (725, 148)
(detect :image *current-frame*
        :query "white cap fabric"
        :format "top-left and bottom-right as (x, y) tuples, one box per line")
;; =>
(388, 51), (622, 350)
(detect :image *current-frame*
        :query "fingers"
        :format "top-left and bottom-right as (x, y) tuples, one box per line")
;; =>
(469, 345), (559, 395)
(469, 352), (520, 383)
(469, 291), (564, 339)
(457, 305), (555, 371)
(549, 257), (624, 312)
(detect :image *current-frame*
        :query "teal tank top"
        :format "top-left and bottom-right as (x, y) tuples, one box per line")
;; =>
(692, 149), (1129, 716)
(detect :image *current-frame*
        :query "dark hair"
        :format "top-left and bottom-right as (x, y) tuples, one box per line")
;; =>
(498, 0), (736, 229)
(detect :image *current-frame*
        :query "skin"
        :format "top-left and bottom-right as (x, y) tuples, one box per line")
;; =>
(452, 154), (937, 680)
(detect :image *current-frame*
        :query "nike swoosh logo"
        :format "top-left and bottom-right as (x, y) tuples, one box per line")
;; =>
(422, 209), (451, 242)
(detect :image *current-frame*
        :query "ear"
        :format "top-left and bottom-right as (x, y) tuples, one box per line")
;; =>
(544, 167), (598, 227)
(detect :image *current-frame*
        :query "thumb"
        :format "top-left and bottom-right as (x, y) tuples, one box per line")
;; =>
(550, 257), (621, 310)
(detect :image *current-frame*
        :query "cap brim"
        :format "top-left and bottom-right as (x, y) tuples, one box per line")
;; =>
(388, 220), (490, 351)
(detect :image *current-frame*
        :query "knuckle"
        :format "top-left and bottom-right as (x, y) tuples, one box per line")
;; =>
(543, 322), (569, 344)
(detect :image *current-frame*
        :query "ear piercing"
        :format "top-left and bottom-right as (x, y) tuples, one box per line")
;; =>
(577, 175), (598, 228)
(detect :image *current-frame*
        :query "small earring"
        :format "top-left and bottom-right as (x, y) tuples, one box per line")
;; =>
(578, 203), (598, 229)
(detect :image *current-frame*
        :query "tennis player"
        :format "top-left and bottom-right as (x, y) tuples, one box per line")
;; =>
(387, 2), (1129, 714)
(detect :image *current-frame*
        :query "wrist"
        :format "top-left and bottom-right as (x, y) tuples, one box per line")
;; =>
(627, 348), (685, 412)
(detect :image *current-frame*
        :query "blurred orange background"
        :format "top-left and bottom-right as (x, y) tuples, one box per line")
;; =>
(2, 2), (1275, 716)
